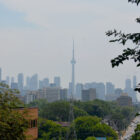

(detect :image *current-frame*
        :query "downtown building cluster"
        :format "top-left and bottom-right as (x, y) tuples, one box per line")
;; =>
(0, 67), (138, 105)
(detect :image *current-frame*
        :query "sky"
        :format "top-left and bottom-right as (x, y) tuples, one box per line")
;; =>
(0, 0), (140, 89)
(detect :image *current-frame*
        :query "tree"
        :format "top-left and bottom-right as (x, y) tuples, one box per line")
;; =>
(38, 119), (67, 140)
(73, 116), (118, 140)
(130, 124), (140, 140)
(86, 136), (97, 140)
(0, 83), (28, 140)
(106, 0), (140, 91)
(29, 100), (88, 121)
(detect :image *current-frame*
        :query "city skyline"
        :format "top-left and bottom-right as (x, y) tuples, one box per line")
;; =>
(0, 0), (140, 89)
(0, 67), (138, 90)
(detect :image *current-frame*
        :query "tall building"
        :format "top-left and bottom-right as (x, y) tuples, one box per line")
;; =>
(71, 41), (76, 99)
(54, 77), (61, 87)
(125, 79), (131, 89)
(43, 78), (49, 87)
(29, 74), (38, 91)
(18, 73), (24, 91)
(39, 78), (49, 89)
(133, 75), (137, 89)
(6, 76), (10, 85)
(106, 82), (115, 95)
(82, 88), (96, 101)
(76, 83), (83, 100)
(96, 83), (105, 100)
(39, 80), (44, 89)
(68, 82), (72, 98)
(0, 68), (2, 82)
(26, 76), (30, 90)
(124, 78), (137, 103)
(83, 82), (105, 100)
(60, 89), (67, 100)
(115, 88), (123, 97)
(11, 77), (15, 83)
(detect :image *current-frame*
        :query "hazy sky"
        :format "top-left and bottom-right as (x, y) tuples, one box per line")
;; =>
(0, 0), (140, 88)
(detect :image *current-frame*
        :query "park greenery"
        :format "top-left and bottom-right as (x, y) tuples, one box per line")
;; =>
(0, 83), (28, 140)
(28, 99), (139, 132)
(27, 98), (140, 139)
(37, 116), (118, 140)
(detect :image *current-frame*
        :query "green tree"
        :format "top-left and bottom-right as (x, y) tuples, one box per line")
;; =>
(38, 119), (67, 140)
(106, 0), (140, 91)
(0, 83), (28, 140)
(29, 100), (88, 121)
(73, 116), (118, 140)
(86, 136), (97, 140)
(131, 124), (140, 140)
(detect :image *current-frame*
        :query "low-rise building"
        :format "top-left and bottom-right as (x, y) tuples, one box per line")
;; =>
(17, 107), (38, 140)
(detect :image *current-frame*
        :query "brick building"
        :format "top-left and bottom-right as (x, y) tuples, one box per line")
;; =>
(17, 107), (38, 140)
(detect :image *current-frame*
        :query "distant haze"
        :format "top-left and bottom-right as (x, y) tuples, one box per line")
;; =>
(0, 0), (140, 88)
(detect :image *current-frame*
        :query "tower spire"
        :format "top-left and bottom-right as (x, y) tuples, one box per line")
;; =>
(71, 40), (76, 99)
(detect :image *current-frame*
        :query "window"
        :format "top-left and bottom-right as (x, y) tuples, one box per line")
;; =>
(29, 119), (37, 128)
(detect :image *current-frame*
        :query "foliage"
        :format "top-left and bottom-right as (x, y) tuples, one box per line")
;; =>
(38, 119), (67, 140)
(86, 136), (97, 140)
(74, 100), (111, 118)
(106, 0), (140, 93)
(28, 100), (88, 121)
(0, 83), (28, 140)
(130, 124), (140, 140)
(29, 99), (138, 132)
(128, 0), (140, 5)
(73, 116), (118, 140)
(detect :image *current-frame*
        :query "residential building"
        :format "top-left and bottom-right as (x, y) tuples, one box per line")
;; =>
(17, 107), (38, 140)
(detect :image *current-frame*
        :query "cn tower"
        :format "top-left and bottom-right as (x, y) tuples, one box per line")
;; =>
(71, 40), (76, 99)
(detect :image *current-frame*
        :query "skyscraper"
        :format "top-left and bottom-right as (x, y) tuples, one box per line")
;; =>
(29, 74), (38, 90)
(76, 83), (83, 100)
(71, 41), (76, 98)
(124, 78), (137, 103)
(54, 77), (60, 87)
(6, 76), (10, 85)
(43, 78), (49, 87)
(106, 82), (115, 95)
(26, 76), (30, 90)
(133, 75), (137, 89)
(11, 77), (15, 83)
(0, 68), (2, 82)
(18, 73), (24, 91)
(125, 79), (131, 89)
